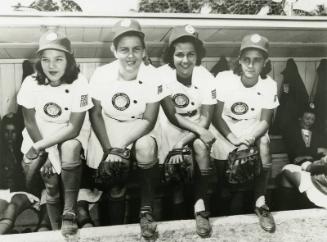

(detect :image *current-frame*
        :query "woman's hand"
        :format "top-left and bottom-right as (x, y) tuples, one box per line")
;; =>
(239, 135), (256, 146)
(197, 127), (216, 149)
(169, 142), (185, 164)
(40, 159), (54, 178)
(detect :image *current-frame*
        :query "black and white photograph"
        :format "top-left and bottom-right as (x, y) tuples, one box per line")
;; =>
(0, 0), (327, 241)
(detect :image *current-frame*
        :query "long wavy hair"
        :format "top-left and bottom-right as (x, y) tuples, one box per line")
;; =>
(163, 36), (206, 69)
(35, 51), (80, 85)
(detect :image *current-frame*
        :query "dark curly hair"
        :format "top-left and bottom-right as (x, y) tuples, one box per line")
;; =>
(113, 32), (145, 50)
(163, 36), (206, 69)
(233, 48), (271, 79)
(35, 51), (80, 85)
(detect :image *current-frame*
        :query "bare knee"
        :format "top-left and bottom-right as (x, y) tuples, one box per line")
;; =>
(193, 139), (210, 169)
(135, 136), (157, 168)
(43, 179), (60, 203)
(60, 139), (82, 161)
(193, 139), (208, 156)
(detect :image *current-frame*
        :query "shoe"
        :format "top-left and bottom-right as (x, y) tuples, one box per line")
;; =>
(195, 211), (212, 238)
(254, 205), (276, 233)
(140, 210), (157, 239)
(61, 212), (78, 237)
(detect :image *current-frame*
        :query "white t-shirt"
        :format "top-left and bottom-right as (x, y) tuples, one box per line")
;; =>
(89, 61), (169, 121)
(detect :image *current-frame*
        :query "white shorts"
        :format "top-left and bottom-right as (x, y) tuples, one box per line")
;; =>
(87, 117), (158, 169)
(0, 189), (39, 204)
(283, 164), (327, 209)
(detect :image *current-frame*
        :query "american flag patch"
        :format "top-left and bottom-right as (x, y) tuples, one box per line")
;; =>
(80, 94), (88, 107)
(158, 85), (163, 94)
(211, 89), (217, 99)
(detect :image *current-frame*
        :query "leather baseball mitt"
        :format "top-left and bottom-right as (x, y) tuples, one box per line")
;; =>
(162, 147), (194, 184)
(226, 146), (262, 184)
(94, 147), (131, 190)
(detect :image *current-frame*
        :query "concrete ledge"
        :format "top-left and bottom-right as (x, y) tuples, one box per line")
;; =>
(2, 208), (327, 241)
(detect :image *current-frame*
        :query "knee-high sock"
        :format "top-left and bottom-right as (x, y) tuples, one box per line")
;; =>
(194, 169), (211, 213)
(254, 167), (271, 205)
(61, 162), (82, 214)
(139, 163), (159, 211)
(46, 201), (61, 230)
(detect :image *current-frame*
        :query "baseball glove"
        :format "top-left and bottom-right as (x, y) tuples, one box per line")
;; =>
(94, 147), (131, 189)
(162, 147), (194, 184)
(226, 146), (262, 184)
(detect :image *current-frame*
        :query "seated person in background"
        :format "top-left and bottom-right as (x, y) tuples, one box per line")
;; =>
(283, 106), (327, 165)
(281, 107), (327, 210)
(0, 115), (40, 234)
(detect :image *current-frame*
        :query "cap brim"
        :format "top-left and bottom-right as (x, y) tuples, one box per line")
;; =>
(37, 45), (72, 54)
(169, 34), (202, 47)
(113, 30), (145, 41)
(240, 45), (268, 54)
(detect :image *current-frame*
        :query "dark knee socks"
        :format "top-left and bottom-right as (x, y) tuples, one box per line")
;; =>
(61, 162), (82, 214)
(194, 169), (211, 212)
(139, 163), (159, 212)
(254, 167), (271, 206)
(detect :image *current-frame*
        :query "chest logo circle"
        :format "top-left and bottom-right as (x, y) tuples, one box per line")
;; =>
(44, 102), (62, 118)
(172, 93), (190, 108)
(112, 93), (130, 111)
(231, 102), (249, 115)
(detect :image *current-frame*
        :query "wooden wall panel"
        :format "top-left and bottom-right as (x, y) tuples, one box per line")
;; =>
(0, 57), (323, 118)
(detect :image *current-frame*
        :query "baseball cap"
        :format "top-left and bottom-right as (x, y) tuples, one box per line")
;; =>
(240, 34), (269, 54)
(168, 25), (201, 46)
(37, 31), (72, 54)
(112, 19), (145, 41)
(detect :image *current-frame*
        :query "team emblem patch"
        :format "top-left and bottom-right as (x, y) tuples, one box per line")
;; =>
(112, 92), (130, 111)
(45, 32), (58, 41)
(172, 93), (189, 108)
(121, 19), (131, 27)
(43, 102), (62, 118)
(80, 95), (88, 107)
(231, 102), (249, 115)
(251, 34), (261, 43)
(185, 25), (195, 34)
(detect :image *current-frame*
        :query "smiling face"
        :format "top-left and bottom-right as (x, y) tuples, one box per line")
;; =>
(173, 42), (197, 79)
(40, 49), (67, 86)
(239, 48), (267, 85)
(114, 35), (145, 78)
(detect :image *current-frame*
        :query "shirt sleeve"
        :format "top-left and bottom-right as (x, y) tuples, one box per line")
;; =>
(213, 71), (229, 103)
(261, 79), (279, 109)
(17, 76), (37, 109)
(89, 68), (103, 101)
(144, 66), (171, 103)
(71, 75), (94, 112)
(199, 69), (217, 105)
